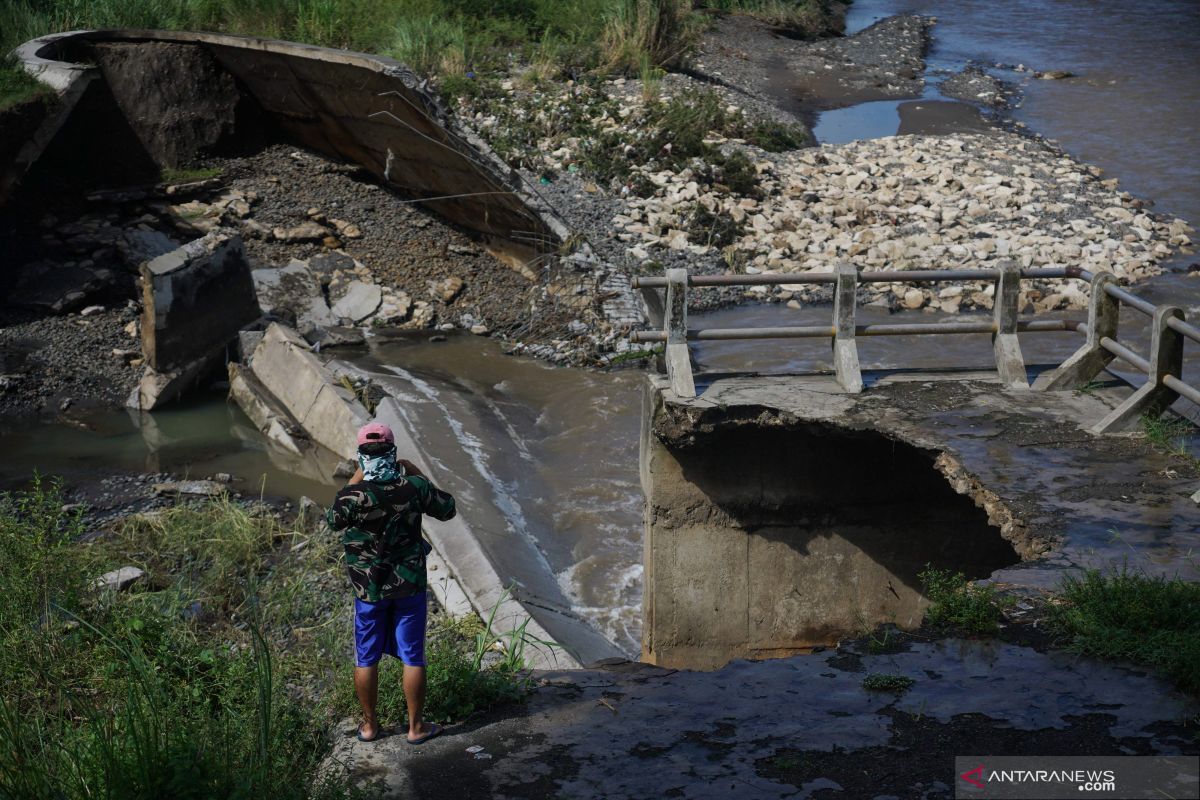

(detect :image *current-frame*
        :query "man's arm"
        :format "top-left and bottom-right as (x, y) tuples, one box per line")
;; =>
(411, 475), (456, 521)
(325, 486), (365, 531)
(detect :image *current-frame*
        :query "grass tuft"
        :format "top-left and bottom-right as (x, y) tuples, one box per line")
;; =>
(861, 673), (915, 693)
(1051, 568), (1200, 696)
(919, 566), (1012, 635)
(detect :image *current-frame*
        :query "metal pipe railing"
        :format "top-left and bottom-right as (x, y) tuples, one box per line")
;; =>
(632, 266), (1086, 290)
(634, 260), (1197, 434)
(630, 319), (1082, 344)
(1100, 337), (1151, 374)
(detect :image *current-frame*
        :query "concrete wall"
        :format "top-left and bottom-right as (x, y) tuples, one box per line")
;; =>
(140, 231), (260, 371)
(640, 386), (1019, 671)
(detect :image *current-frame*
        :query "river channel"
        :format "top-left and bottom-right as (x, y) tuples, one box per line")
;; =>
(4, 0), (1197, 658)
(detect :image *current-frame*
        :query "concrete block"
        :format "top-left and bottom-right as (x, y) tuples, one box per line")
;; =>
(246, 323), (368, 460)
(228, 362), (306, 455)
(140, 231), (260, 372)
(128, 349), (223, 411)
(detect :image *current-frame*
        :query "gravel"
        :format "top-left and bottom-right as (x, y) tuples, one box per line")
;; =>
(0, 305), (142, 415)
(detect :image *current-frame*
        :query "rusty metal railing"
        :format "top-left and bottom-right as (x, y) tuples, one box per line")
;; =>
(629, 262), (1200, 433)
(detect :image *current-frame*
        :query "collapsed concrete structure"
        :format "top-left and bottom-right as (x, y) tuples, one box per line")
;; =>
(7, 29), (574, 268)
(129, 231), (260, 410)
(640, 372), (1200, 670)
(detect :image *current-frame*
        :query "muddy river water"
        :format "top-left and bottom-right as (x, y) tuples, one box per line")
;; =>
(5, 0), (1197, 657)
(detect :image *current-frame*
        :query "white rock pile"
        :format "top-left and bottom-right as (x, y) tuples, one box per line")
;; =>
(616, 133), (1194, 312)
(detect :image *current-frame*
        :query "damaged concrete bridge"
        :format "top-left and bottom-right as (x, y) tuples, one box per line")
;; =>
(634, 265), (1200, 670)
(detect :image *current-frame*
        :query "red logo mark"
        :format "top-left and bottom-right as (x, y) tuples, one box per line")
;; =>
(960, 764), (985, 789)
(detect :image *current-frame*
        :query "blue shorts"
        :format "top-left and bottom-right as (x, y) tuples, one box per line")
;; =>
(353, 592), (427, 668)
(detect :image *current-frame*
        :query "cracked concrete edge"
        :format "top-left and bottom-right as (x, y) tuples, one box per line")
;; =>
(646, 374), (1087, 598)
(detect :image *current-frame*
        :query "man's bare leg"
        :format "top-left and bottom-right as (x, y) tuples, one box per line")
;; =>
(403, 665), (434, 741)
(354, 665), (380, 739)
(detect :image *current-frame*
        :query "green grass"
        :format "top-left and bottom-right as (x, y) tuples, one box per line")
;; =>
(161, 166), (222, 183)
(861, 673), (914, 693)
(0, 0), (839, 108)
(0, 477), (528, 798)
(919, 566), (1012, 635)
(1051, 568), (1200, 696)
(1140, 413), (1199, 472)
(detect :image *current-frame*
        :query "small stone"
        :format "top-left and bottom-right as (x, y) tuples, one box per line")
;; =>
(93, 566), (144, 592)
(80, 305), (105, 316)
(152, 480), (226, 496)
(470, 324), (490, 335)
(432, 276), (465, 303)
(214, 472), (233, 483)
(272, 221), (329, 242)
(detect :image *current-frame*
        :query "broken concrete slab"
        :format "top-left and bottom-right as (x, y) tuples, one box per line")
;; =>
(228, 362), (307, 455)
(128, 349), (223, 411)
(92, 566), (144, 592)
(330, 281), (382, 323)
(140, 230), (260, 372)
(240, 323), (369, 460)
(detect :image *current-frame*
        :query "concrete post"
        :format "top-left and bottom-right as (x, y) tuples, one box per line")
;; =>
(1033, 272), (1120, 391)
(992, 260), (1029, 389)
(665, 269), (696, 398)
(1091, 305), (1185, 433)
(832, 262), (863, 393)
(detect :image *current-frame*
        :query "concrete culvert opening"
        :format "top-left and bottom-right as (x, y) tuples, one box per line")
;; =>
(641, 413), (1020, 670)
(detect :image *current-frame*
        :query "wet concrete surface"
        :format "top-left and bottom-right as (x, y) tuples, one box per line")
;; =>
(325, 639), (1198, 798)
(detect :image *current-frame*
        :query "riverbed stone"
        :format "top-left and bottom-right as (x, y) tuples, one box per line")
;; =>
(92, 566), (145, 592)
(329, 281), (382, 323)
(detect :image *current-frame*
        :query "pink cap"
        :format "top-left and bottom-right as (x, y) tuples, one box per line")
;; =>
(357, 422), (394, 446)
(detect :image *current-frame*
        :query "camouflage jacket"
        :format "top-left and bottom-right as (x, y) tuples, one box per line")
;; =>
(325, 476), (456, 602)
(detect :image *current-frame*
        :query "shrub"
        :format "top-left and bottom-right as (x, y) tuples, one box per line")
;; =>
(1051, 568), (1200, 696)
(919, 566), (1010, 634)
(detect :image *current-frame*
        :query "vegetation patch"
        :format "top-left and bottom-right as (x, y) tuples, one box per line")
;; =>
(1050, 568), (1200, 696)
(1140, 413), (1199, 472)
(0, 478), (528, 798)
(919, 566), (1012, 635)
(161, 166), (223, 184)
(0, 0), (837, 108)
(861, 673), (915, 693)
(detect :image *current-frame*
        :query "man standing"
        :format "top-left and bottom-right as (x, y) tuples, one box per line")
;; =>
(326, 422), (457, 744)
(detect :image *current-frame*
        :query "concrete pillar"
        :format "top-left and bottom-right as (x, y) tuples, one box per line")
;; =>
(1034, 272), (1119, 391)
(992, 260), (1029, 389)
(832, 262), (863, 393)
(665, 269), (696, 398)
(1092, 305), (1185, 433)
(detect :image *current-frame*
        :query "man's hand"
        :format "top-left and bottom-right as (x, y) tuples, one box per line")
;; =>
(399, 459), (425, 479)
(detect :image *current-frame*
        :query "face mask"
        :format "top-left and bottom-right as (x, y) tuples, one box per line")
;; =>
(359, 447), (404, 482)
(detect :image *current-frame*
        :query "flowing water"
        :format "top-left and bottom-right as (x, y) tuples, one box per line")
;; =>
(6, 1), (1197, 657)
